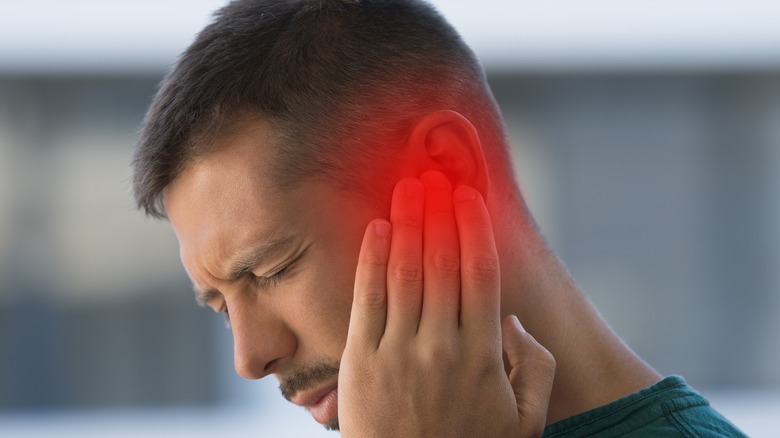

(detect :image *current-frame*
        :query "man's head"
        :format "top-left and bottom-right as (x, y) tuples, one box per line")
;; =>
(132, 0), (516, 218)
(132, 0), (521, 430)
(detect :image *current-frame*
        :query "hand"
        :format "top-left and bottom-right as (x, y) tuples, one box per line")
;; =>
(338, 170), (555, 437)
(502, 313), (556, 437)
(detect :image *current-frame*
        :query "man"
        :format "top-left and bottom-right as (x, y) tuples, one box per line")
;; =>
(132, 0), (746, 436)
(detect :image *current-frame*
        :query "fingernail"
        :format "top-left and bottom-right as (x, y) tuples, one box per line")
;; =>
(421, 170), (450, 190)
(510, 315), (526, 332)
(405, 181), (424, 198)
(374, 221), (391, 237)
(455, 186), (476, 201)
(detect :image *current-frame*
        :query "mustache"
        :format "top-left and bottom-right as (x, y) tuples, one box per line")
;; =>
(279, 359), (340, 402)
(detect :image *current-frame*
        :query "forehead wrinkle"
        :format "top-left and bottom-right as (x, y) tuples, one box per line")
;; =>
(167, 119), (293, 310)
(175, 243), (220, 308)
(187, 231), (297, 306)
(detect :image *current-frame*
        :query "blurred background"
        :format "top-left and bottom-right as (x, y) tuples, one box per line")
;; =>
(1, 0), (779, 436)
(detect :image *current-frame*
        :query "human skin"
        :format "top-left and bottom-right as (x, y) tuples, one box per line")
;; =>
(165, 110), (660, 430)
(338, 171), (555, 436)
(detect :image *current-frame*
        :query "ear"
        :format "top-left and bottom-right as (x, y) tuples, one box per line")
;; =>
(407, 110), (490, 197)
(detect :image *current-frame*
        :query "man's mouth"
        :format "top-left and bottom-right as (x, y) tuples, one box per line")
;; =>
(291, 382), (339, 425)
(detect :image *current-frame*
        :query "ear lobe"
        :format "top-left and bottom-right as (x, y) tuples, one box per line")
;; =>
(408, 110), (490, 197)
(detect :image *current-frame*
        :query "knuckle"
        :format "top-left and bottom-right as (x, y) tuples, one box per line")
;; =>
(539, 348), (557, 373)
(419, 341), (459, 369)
(526, 334), (556, 369)
(520, 343), (557, 379)
(391, 262), (423, 284)
(398, 216), (422, 231)
(430, 252), (460, 273)
(429, 208), (454, 221)
(360, 252), (387, 268)
(356, 287), (386, 308)
(464, 255), (500, 282)
(473, 350), (503, 377)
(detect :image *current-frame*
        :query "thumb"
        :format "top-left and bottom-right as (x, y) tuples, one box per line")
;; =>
(502, 315), (556, 438)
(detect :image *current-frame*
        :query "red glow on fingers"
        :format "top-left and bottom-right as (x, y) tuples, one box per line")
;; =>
(453, 185), (477, 202)
(419, 170), (461, 326)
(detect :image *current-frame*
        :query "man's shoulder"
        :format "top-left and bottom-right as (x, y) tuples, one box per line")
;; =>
(542, 376), (748, 437)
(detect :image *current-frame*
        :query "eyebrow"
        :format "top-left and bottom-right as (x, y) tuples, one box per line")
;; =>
(193, 234), (298, 307)
(194, 286), (221, 308)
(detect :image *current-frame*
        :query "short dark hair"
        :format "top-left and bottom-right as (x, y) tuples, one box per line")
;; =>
(132, 0), (513, 218)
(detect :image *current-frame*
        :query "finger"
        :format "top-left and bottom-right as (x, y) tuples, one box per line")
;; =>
(502, 315), (556, 438)
(386, 177), (425, 339)
(418, 170), (460, 335)
(347, 219), (392, 350)
(453, 185), (500, 335)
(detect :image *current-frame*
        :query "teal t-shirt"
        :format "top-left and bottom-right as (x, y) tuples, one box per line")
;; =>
(542, 376), (748, 437)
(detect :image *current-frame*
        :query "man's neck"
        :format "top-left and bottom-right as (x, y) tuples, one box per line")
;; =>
(494, 199), (661, 424)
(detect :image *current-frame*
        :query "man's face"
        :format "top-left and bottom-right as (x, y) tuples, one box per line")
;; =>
(165, 120), (382, 429)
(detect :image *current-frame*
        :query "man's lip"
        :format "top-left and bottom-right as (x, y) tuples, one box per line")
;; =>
(291, 381), (339, 408)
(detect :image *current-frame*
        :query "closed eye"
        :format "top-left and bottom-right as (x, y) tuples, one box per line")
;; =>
(254, 246), (307, 289)
(255, 264), (290, 288)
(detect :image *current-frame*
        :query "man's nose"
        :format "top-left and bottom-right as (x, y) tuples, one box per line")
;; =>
(229, 304), (296, 380)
